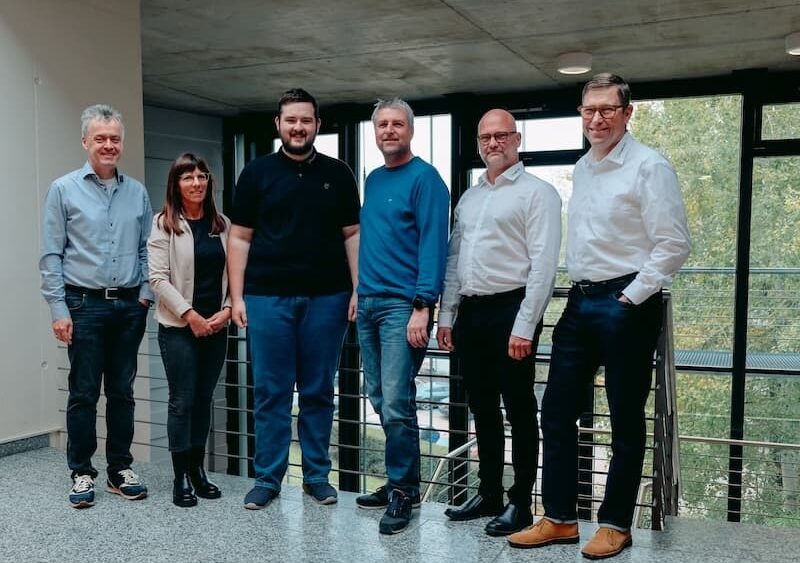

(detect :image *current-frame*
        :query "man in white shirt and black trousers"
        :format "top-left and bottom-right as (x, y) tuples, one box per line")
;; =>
(437, 109), (562, 537)
(508, 74), (691, 559)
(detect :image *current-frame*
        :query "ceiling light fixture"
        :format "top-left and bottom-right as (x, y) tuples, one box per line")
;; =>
(786, 32), (800, 56)
(556, 52), (592, 75)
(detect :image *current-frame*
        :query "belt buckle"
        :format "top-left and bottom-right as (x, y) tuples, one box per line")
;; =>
(104, 287), (119, 300)
(574, 281), (590, 295)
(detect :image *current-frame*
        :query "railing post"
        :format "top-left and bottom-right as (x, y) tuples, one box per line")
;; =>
(338, 324), (361, 492)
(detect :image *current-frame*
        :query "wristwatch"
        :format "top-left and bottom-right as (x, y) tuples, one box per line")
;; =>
(412, 296), (433, 310)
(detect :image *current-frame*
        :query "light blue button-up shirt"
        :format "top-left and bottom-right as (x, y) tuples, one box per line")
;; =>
(40, 161), (154, 321)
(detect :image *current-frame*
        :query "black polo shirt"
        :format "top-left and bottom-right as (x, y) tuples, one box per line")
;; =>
(230, 149), (360, 296)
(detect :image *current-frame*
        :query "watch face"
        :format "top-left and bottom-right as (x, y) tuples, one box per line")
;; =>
(413, 297), (426, 309)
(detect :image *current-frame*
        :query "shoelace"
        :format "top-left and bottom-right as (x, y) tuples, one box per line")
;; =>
(72, 475), (93, 493)
(118, 468), (140, 485)
(386, 492), (410, 516)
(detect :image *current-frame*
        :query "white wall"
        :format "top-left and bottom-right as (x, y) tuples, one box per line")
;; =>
(0, 0), (145, 445)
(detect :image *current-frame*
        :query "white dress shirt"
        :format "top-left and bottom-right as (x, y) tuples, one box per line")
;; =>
(567, 132), (691, 304)
(439, 161), (562, 339)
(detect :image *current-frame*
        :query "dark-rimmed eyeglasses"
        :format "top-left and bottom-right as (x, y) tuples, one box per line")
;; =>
(179, 172), (210, 183)
(477, 131), (518, 145)
(577, 105), (627, 119)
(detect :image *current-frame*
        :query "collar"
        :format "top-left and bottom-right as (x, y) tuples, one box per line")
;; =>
(586, 132), (631, 168)
(278, 147), (317, 166)
(479, 160), (524, 188)
(81, 161), (124, 183)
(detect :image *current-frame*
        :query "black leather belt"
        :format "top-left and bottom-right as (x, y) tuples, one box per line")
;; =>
(65, 284), (140, 300)
(571, 273), (637, 296)
(462, 286), (526, 304)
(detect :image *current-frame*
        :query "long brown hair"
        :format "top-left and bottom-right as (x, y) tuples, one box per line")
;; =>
(157, 153), (226, 235)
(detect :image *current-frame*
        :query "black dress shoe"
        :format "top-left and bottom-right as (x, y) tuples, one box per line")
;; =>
(188, 465), (222, 499)
(445, 494), (504, 521)
(484, 503), (533, 536)
(173, 473), (198, 507)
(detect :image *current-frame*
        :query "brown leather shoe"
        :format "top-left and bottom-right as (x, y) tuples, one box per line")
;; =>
(580, 527), (632, 559)
(507, 518), (580, 549)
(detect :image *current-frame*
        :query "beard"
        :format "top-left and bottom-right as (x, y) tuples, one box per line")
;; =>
(281, 134), (315, 156)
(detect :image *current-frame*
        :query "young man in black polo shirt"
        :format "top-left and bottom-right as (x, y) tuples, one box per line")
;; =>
(228, 88), (360, 509)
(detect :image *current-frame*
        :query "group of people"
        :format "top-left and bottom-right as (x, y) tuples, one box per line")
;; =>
(40, 73), (690, 560)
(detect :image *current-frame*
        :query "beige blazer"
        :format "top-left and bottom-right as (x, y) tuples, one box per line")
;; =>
(147, 213), (231, 328)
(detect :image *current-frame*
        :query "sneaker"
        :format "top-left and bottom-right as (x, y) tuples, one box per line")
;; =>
(356, 485), (421, 510)
(580, 527), (632, 559)
(69, 474), (95, 508)
(507, 518), (580, 549)
(302, 482), (338, 505)
(106, 468), (147, 500)
(243, 486), (278, 510)
(379, 490), (413, 535)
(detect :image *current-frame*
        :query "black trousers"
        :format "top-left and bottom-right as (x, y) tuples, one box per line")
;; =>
(158, 324), (228, 453)
(453, 288), (543, 506)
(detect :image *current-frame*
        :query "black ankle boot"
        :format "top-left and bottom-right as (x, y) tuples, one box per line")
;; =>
(171, 451), (197, 507)
(188, 446), (221, 499)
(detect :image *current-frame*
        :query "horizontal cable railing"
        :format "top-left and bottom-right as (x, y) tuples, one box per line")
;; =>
(51, 266), (800, 528)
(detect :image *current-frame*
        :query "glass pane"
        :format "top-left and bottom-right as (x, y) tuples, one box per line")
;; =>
(742, 157), (800, 524)
(762, 103), (800, 141)
(519, 116), (583, 151)
(747, 156), (800, 357)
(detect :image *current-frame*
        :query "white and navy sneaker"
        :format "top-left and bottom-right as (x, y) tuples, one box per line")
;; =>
(70, 474), (95, 508)
(106, 468), (148, 500)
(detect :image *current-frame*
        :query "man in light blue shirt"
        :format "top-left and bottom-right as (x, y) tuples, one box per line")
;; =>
(40, 104), (153, 509)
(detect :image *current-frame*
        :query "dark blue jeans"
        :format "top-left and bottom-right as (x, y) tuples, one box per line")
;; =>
(541, 285), (662, 529)
(357, 296), (429, 497)
(65, 289), (148, 479)
(245, 292), (350, 492)
(158, 324), (228, 453)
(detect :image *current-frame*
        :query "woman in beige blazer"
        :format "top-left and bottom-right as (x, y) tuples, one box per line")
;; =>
(147, 153), (231, 508)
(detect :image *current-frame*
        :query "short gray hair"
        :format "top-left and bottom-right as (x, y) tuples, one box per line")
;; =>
(371, 98), (414, 130)
(81, 104), (124, 139)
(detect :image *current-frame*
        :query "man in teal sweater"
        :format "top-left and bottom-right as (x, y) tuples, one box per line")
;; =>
(355, 98), (450, 535)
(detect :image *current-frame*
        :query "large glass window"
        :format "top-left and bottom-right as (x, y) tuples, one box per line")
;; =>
(629, 96), (743, 521)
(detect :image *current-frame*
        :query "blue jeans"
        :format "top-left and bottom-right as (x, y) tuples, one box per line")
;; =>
(357, 296), (429, 497)
(158, 324), (228, 452)
(65, 288), (148, 478)
(541, 284), (663, 529)
(245, 292), (350, 491)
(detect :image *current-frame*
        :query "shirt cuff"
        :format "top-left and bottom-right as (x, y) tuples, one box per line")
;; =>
(139, 282), (155, 303)
(49, 301), (70, 322)
(622, 279), (656, 305)
(511, 317), (536, 340)
(437, 311), (455, 328)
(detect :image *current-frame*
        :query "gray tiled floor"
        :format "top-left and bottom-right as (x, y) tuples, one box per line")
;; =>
(1, 448), (798, 562)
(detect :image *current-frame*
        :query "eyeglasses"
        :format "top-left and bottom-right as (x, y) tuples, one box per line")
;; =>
(577, 105), (627, 119)
(179, 172), (210, 183)
(477, 131), (518, 145)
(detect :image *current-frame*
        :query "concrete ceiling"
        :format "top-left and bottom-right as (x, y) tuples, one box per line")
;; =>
(141, 0), (800, 116)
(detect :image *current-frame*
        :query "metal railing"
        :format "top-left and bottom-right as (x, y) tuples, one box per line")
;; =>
(51, 271), (800, 528)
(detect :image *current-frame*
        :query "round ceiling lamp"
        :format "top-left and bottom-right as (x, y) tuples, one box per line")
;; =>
(786, 32), (800, 56)
(556, 52), (592, 75)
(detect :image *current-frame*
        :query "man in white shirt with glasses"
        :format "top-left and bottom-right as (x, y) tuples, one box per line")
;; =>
(438, 108), (561, 537)
(508, 73), (690, 559)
